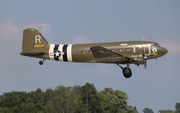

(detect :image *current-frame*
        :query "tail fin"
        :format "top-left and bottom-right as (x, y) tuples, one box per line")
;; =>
(22, 28), (48, 53)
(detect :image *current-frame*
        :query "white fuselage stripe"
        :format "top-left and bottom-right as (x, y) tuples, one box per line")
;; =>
(49, 44), (55, 60)
(49, 44), (73, 62)
(67, 44), (73, 62)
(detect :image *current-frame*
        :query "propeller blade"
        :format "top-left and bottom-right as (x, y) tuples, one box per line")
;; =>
(144, 60), (147, 69)
(156, 58), (157, 64)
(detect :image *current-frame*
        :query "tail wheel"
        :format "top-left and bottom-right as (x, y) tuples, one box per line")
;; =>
(39, 60), (43, 65)
(39, 59), (47, 65)
(122, 67), (132, 78)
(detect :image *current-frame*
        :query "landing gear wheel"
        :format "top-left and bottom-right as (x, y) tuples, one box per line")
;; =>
(39, 60), (43, 65)
(116, 63), (133, 78)
(39, 59), (47, 65)
(122, 67), (132, 78)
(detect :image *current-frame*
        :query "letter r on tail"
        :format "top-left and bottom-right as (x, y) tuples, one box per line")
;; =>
(35, 35), (41, 43)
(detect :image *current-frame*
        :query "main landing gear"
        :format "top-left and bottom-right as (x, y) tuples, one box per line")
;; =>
(39, 59), (47, 65)
(116, 64), (132, 78)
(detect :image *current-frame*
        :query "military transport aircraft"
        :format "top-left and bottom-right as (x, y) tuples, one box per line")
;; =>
(20, 28), (168, 78)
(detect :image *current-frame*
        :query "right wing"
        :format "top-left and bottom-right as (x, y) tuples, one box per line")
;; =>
(90, 46), (130, 63)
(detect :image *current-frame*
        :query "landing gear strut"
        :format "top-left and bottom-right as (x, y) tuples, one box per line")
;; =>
(39, 59), (46, 65)
(116, 64), (132, 78)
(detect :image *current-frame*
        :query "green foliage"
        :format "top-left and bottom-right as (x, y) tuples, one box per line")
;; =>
(99, 88), (136, 113)
(0, 91), (27, 108)
(134, 106), (138, 113)
(0, 107), (13, 113)
(143, 107), (154, 113)
(0, 83), (177, 113)
(176, 103), (180, 113)
(80, 83), (102, 113)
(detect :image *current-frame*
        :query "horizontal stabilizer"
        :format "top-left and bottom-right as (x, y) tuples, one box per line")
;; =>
(20, 52), (45, 57)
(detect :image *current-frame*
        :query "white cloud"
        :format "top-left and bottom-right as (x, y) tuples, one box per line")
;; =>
(159, 38), (180, 55)
(0, 19), (20, 38)
(0, 19), (51, 39)
(25, 22), (51, 34)
(73, 36), (91, 44)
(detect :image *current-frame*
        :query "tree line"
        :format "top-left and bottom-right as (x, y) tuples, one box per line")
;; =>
(0, 83), (179, 113)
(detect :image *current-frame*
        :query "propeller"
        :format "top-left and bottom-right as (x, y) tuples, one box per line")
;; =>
(156, 58), (157, 64)
(142, 46), (147, 69)
(144, 59), (147, 69)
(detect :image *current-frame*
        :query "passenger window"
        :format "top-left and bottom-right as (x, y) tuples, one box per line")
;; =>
(126, 48), (129, 51)
(118, 49), (122, 52)
(81, 51), (85, 54)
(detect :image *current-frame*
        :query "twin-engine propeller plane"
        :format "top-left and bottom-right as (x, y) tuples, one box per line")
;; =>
(20, 28), (168, 78)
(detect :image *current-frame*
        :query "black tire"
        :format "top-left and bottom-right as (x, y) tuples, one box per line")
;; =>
(122, 67), (132, 78)
(39, 61), (43, 65)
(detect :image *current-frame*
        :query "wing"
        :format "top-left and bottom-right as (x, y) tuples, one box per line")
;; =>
(90, 46), (130, 63)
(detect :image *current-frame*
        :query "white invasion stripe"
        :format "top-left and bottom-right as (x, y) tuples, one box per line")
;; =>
(67, 44), (73, 62)
(49, 44), (55, 60)
(58, 44), (64, 61)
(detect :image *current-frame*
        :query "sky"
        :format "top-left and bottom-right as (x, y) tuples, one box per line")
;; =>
(0, 0), (180, 112)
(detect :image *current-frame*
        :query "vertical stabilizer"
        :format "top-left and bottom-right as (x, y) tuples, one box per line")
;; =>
(22, 28), (48, 53)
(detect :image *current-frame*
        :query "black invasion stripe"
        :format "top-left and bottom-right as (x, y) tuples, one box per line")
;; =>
(54, 44), (59, 61)
(63, 44), (68, 62)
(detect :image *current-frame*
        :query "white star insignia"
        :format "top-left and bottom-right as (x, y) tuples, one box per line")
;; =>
(55, 51), (60, 57)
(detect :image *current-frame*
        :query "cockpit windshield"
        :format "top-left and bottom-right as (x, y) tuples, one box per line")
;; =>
(153, 43), (160, 47)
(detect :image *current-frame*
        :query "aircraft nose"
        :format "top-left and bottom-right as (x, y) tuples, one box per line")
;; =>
(159, 47), (168, 56)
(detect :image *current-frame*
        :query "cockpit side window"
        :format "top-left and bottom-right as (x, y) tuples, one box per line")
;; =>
(151, 43), (160, 47)
(154, 43), (160, 47)
(151, 44), (158, 53)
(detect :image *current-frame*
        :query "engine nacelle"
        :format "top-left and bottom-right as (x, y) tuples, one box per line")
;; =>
(133, 58), (144, 65)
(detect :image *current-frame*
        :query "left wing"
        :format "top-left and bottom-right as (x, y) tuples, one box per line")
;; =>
(90, 46), (130, 63)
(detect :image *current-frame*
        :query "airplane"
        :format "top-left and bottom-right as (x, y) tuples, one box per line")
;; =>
(20, 28), (168, 78)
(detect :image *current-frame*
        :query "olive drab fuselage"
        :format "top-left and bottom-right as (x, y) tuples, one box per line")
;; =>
(41, 42), (167, 64)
